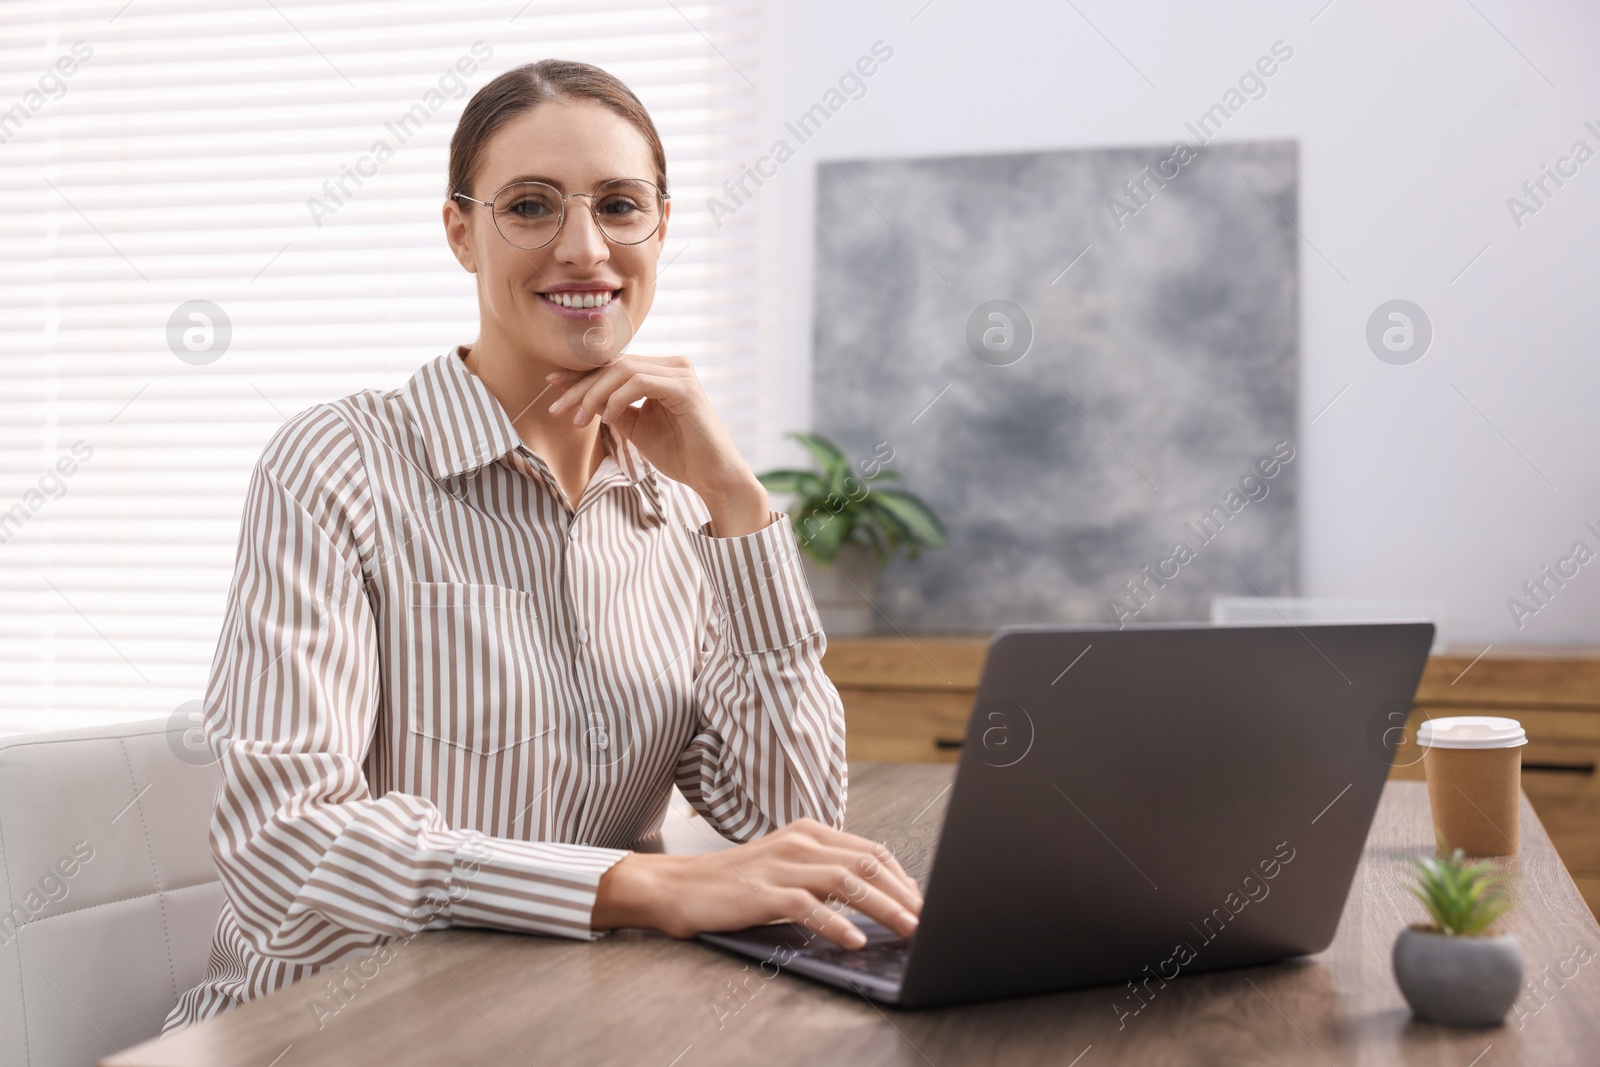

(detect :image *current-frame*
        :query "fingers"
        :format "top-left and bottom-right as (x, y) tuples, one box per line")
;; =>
(774, 862), (919, 941)
(663, 826), (922, 951)
(545, 357), (690, 424)
(785, 820), (922, 909)
(771, 888), (869, 949)
(856, 840), (922, 907)
(546, 365), (627, 423)
(759, 820), (922, 938)
(811, 844), (922, 918)
(597, 373), (697, 427)
(605, 397), (645, 440)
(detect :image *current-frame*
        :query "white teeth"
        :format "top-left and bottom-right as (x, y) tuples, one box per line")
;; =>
(543, 290), (614, 309)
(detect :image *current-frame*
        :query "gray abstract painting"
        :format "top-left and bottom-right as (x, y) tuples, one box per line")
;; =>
(811, 139), (1299, 631)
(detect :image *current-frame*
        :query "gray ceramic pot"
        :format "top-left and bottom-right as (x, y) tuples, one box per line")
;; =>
(1393, 926), (1523, 1026)
(801, 543), (878, 636)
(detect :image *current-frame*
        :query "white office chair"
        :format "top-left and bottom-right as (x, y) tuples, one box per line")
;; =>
(0, 719), (224, 1067)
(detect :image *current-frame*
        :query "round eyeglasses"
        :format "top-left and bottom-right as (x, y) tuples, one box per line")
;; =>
(452, 178), (668, 250)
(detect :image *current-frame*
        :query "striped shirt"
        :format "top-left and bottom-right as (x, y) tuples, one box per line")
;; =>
(163, 347), (847, 1032)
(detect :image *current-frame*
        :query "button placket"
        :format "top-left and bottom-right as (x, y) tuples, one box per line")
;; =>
(563, 509), (595, 837)
(565, 514), (586, 653)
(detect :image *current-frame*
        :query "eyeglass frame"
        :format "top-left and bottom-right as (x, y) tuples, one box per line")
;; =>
(450, 177), (670, 250)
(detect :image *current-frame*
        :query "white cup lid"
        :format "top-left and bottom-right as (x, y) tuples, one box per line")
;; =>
(1417, 715), (1527, 749)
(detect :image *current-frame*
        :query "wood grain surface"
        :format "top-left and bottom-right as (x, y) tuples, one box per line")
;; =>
(821, 636), (1600, 706)
(821, 636), (990, 691)
(109, 765), (1600, 1067)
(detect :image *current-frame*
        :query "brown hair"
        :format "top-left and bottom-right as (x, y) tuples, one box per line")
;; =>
(448, 59), (668, 204)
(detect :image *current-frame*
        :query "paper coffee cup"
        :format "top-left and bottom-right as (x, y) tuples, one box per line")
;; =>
(1418, 716), (1526, 857)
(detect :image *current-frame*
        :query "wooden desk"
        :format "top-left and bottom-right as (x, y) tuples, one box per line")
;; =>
(113, 765), (1600, 1067)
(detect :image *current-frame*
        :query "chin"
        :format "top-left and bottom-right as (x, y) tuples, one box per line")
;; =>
(544, 307), (634, 369)
(512, 331), (611, 373)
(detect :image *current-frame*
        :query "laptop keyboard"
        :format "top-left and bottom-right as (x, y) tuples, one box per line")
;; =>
(802, 936), (913, 979)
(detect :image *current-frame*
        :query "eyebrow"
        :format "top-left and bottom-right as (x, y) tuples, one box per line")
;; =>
(497, 175), (652, 191)
(503, 174), (566, 189)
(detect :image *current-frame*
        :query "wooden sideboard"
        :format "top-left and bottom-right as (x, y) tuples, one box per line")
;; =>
(821, 636), (1600, 918)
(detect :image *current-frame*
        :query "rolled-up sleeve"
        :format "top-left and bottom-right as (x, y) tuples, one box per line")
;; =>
(675, 510), (849, 840)
(207, 422), (629, 970)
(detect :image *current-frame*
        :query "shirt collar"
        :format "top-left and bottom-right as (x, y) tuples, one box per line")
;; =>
(400, 347), (663, 524)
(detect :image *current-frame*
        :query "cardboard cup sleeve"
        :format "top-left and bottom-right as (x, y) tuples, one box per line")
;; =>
(1418, 716), (1526, 858)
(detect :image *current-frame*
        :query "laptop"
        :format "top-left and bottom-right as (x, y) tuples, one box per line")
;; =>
(699, 621), (1435, 1008)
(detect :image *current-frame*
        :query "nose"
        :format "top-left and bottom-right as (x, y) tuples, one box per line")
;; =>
(551, 195), (609, 268)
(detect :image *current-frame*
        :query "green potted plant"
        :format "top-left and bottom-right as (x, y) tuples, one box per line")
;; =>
(756, 432), (947, 635)
(1392, 848), (1523, 1026)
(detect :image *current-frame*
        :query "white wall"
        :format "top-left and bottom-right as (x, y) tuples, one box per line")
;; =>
(750, 0), (1600, 646)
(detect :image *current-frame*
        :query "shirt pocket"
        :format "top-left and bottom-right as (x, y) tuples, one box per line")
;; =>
(404, 581), (543, 757)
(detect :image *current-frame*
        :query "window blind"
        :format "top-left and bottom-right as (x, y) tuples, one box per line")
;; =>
(0, 1), (764, 734)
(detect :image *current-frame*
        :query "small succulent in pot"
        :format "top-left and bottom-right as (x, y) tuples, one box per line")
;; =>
(1392, 848), (1523, 1026)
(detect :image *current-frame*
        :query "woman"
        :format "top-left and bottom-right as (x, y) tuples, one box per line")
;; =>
(165, 59), (921, 1032)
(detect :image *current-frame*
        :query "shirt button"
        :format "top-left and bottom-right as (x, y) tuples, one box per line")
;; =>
(575, 627), (589, 645)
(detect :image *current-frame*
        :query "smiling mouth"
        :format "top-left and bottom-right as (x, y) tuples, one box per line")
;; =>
(539, 289), (618, 309)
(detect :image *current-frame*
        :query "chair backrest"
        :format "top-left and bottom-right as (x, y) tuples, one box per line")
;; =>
(0, 719), (223, 1067)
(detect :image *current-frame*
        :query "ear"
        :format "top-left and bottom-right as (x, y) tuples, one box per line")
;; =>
(442, 196), (479, 274)
(654, 196), (671, 252)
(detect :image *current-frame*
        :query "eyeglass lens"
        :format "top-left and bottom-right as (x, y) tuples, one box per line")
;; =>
(492, 180), (662, 249)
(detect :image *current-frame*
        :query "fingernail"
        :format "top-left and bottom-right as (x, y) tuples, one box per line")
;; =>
(901, 912), (918, 935)
(546, 371), (561, 379)
(846, 928), (867, 948)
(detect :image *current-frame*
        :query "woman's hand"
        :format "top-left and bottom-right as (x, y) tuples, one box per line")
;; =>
(545, 355), (770, 536)
(591, 818), (924, 948)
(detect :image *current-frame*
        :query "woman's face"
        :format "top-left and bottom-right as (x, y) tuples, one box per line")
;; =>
(445, 98), (668, 371)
